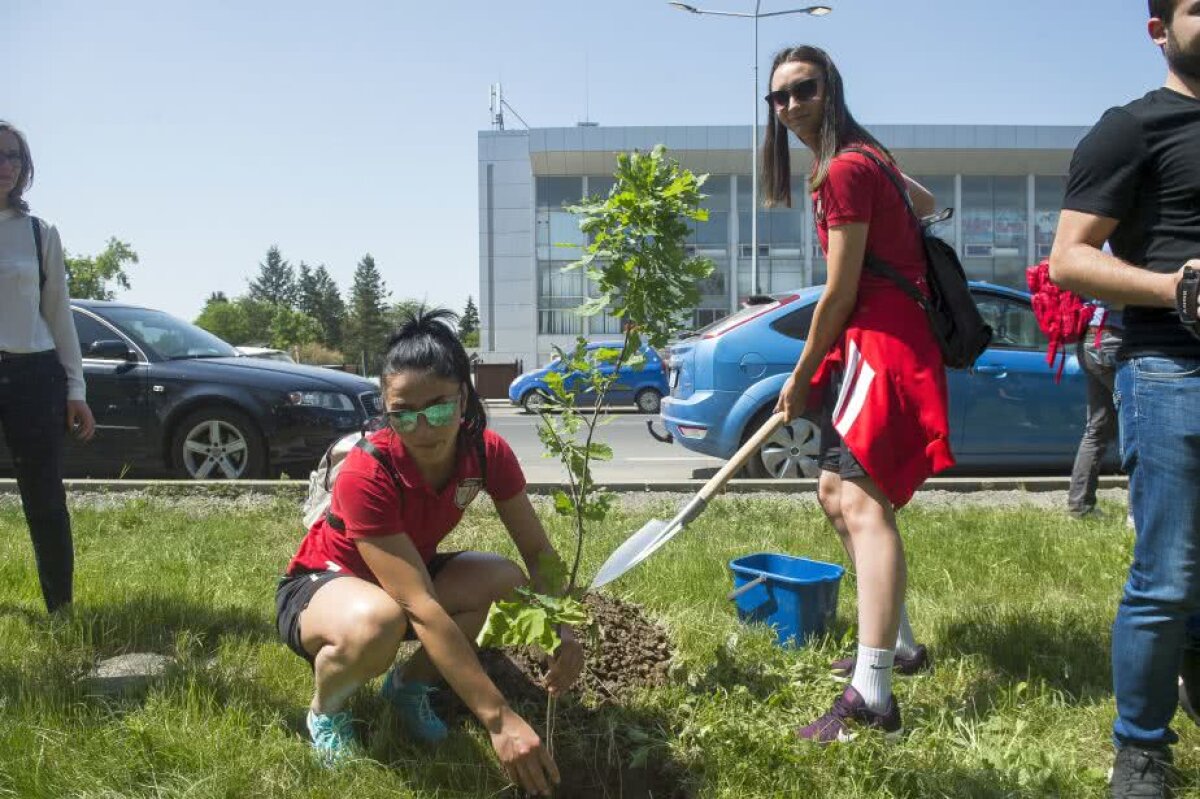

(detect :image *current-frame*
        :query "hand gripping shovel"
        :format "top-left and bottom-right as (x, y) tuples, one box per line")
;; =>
(590, 412), (787, 589)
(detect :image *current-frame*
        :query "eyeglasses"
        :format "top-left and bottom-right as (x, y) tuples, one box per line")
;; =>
(764, 79), (821, 110)
(385, 398), (459, 433)
(0, 151), (23, 166)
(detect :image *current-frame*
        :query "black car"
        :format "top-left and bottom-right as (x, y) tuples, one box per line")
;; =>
(0, 300), (382, 479)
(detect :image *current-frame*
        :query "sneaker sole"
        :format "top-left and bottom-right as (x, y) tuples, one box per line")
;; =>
(835, 727), (904, 744)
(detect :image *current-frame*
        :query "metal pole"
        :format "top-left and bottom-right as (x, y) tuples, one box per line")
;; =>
(751, 1), (761, 296)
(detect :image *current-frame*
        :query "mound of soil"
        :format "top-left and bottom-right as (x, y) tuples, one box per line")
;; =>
(439, 594), (687, 798)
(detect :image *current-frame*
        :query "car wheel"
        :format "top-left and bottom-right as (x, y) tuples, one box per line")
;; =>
(171, 407), (266, 479)
(742, 409), (821, 479)
(521, 390), (548, 414)
(635, 388), (662, 414)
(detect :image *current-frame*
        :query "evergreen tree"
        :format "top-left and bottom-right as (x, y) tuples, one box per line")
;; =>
(297, 263), (345, 349)
(345, 254), (390, 374)
(247, 245), (297, 308)
(207, 291), (229, 305)
(459, 295), (480, 347)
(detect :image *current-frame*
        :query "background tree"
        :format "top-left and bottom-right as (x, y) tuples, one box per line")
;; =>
(247, 245), (297, 308)
(298, 263), (345, 349)
(236, 297), (277, 345)
(206, 291), (229, 305)
(345, 254), (391, 373)
(66, 238), (138, 301)
(268, 307), (322, 350)
(459, 295), (480, 347)
(194, 294), (250, 344)
(386, 298), (426, 332)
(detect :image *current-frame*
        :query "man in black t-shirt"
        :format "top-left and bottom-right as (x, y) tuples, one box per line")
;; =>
(1050, 1), (1200, 795)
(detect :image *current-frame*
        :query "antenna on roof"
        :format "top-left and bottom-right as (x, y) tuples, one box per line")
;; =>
(490, 83), (530, 131)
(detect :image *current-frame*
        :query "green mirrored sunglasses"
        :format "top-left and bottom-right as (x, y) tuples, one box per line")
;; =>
(385, 399), (459, 433)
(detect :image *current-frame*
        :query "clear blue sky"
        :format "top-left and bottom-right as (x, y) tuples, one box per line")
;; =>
(7, 0), (1166, 324)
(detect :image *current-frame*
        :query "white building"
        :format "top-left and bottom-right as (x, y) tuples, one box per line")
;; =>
(478, 123), (1088, 368)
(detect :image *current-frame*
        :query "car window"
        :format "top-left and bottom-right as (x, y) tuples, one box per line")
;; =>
(973, 294), (1046, 350)
(99, 307), (239, 360)
(73, 311), (126, 359)
(770, 304), (816, 341)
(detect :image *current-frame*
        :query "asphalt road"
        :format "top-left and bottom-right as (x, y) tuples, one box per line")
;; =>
(486, 403), (726, 483)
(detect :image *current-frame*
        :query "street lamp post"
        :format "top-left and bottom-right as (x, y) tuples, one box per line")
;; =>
(669, 2), (831, 298)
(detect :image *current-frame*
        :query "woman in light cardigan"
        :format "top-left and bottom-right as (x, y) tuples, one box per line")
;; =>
(0, 121), (94, 613)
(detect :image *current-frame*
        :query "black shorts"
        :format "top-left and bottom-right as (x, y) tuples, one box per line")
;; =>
(817, 369), (867, 480)
(275, 551), (464, 666)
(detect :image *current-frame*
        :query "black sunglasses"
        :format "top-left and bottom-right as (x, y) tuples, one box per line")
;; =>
(764, 78), (821, 110)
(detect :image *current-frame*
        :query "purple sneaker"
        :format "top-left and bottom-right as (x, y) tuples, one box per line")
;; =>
(831, 644), (931, 680)
(795, 686), (903, 744)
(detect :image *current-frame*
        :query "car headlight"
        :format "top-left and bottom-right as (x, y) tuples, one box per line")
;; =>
(286, 391), (355, 411)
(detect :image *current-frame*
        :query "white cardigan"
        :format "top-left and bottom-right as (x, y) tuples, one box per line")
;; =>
(0, 209), (86, 401)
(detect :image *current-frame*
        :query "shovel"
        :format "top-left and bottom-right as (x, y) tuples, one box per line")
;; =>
(590, 411), (788, 589)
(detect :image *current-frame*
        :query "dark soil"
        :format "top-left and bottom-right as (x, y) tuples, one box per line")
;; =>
(438, 593), (688, 799)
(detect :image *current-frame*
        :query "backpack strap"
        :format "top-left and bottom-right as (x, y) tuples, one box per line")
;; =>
(840, 147), (929, 305)
(842, 147), (918, 222)
(325, 436), (405, 531)
(30, 216), (46, 296)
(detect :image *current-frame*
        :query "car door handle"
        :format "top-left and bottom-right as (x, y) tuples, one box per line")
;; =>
(973, 364), (1007, 377)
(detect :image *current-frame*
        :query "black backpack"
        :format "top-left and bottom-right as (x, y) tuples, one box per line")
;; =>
(845, 148), (993, 370)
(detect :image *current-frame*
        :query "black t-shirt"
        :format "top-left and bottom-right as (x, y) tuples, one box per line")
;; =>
(1062, 87), (1200, 358)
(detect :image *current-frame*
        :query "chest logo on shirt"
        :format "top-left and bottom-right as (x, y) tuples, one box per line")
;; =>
(454, 478), (484, 510)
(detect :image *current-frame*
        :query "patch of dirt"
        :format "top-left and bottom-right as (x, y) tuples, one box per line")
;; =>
(438, 594), (687, 799)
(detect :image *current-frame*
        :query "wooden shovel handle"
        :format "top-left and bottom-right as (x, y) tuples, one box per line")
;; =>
(697, 411), (787, 502)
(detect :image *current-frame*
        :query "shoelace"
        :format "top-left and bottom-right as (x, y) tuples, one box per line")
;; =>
(312, 713), (352, 749)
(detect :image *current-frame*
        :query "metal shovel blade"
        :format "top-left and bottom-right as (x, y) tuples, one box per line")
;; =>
(590, 517), (678, 589)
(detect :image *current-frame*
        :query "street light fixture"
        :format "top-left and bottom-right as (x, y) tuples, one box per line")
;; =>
(669, 2), (832, 297)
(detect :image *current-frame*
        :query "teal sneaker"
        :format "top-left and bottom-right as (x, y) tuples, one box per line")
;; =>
(381, 669), (448, 744)
(306, 709), (357, 766)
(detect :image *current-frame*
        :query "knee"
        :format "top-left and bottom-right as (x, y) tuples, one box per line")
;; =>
(817, 477), (842, 523)
(489, 558), (528, 602)
(336, 600), (407, 675)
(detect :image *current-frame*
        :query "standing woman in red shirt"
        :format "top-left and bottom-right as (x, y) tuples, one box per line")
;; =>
(761, 46), (954, 741)
(275, 309), (582, 797)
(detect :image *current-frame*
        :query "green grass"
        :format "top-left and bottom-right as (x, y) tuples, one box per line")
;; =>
(0, 493), (1196, 798)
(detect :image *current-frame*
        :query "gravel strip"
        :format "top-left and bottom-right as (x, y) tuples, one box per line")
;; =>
(0, 487), (1129, 514)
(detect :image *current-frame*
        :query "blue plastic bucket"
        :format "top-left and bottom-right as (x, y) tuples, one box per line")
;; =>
(728, 552), (844, 647)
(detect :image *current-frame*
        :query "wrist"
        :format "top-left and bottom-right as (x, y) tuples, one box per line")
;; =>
(479, 700), (512, 734)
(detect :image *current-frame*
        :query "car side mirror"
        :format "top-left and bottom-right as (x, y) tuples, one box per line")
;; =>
(87, 339), (136, 361)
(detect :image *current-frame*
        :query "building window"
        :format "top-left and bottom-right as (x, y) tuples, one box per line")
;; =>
(536, 177), (585, 262)
(962, 176), (1028, 288)
(737, 175), (804, 295)
(537, 261), (584, 334)
(1035, 176), (1066, 261)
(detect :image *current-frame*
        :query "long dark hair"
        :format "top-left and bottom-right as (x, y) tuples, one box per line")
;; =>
(0, 121), (34, 213)
(760, 46), (895, 207)
(381, 306), (487, 459)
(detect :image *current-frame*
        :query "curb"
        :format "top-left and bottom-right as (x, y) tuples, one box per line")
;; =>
(0, 475), (1128, 497)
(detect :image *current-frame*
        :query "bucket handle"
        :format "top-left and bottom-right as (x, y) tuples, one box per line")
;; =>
(727, 574), (767, 601)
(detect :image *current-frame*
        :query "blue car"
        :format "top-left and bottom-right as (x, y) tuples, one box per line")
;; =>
(509, 342), (669, 414)
(660, 283), (1106, 477)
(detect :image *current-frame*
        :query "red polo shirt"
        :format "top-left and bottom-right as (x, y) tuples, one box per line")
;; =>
(285, 428), (526, 583)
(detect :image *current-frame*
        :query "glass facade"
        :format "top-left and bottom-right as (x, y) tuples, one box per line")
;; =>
(1035, 176), (1066, 262)
(536, 177), (584, 334)
(737, 175), (805, 295)
(961, 176), (1028, 286)
(533, 166), (1071, 339)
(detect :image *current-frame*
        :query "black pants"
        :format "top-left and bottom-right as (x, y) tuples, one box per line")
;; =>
(0, 350), (73, 612)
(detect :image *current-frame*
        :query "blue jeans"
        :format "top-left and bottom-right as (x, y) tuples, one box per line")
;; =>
(1111, 355), (1200, 747)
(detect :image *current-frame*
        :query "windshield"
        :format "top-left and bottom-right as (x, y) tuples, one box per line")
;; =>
(100, 307), (239, 360)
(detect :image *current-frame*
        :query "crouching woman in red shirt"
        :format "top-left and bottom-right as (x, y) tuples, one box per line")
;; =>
(276, 309), (582, 796)
(761, 46), (955, 743)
